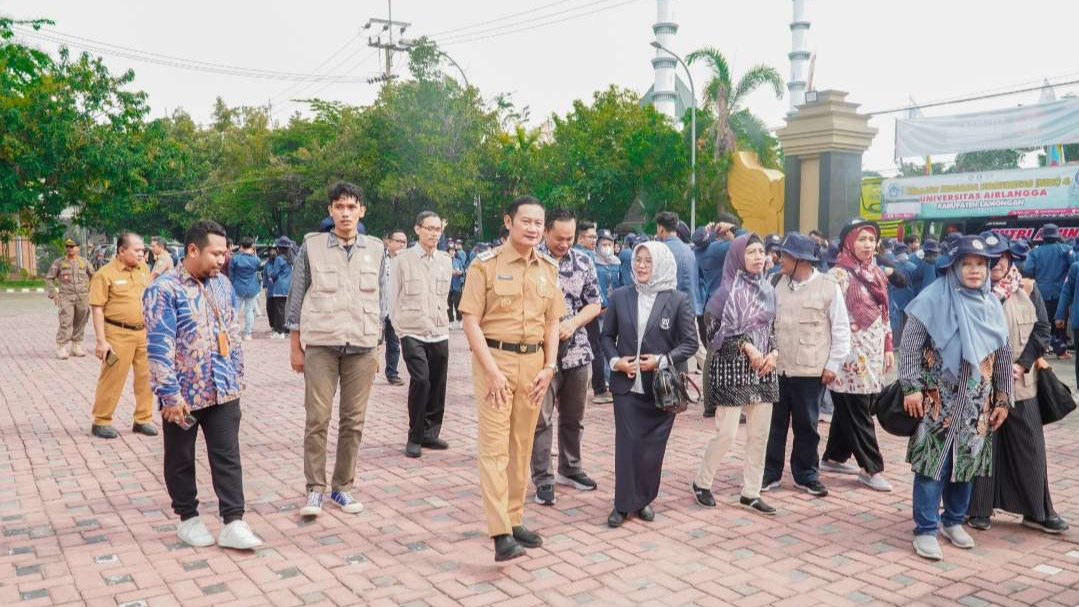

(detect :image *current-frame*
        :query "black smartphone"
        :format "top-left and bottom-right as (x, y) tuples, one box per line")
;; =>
(176, 413), (197, 431)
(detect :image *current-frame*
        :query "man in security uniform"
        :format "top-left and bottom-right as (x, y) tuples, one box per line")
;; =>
(89, 232), (157, 439)
(45, 238), (94, 359)
(459, 195), (564, 562)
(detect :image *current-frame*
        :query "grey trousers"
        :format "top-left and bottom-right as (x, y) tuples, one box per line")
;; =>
(531, 364), (589, 487)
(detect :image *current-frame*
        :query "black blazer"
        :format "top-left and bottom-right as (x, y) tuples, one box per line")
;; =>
(600, 286), (699, 396)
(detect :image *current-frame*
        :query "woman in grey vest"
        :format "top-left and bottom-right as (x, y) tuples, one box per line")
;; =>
(967, 235), (1068, 534)
(900, 235), (1012, 561)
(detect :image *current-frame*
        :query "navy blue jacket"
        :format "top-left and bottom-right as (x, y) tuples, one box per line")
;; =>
(618, 247), (634, 288)
(661, 236), (702, 316)
(228, 252), (262, 298)
(1025, 241), (1071, 302)
(1055, 261), (1079, 326)
(264, 255), (292, 298)
(595, 259), (621, 308)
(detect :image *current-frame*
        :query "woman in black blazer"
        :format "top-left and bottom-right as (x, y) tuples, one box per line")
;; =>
(600, 241), (699, 527)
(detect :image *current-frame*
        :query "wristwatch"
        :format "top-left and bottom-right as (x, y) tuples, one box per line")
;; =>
(543, 363), (558, 373)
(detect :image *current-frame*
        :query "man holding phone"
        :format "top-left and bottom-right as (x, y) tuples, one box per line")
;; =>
(143, 220), (262, 550)
(88, 233), (156, 439)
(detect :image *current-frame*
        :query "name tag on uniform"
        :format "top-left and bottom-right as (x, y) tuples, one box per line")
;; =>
(497, 274), (513, 280)
(115, 280), (128, 285)
(660, 318), (670, 330)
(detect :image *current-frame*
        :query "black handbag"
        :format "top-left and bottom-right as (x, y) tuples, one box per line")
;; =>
(652, 356), (700, 415)
(871, 381), (921, 437)
(1036, 367), (1076, 425)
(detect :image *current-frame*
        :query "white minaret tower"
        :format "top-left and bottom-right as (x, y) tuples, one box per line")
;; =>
(651, 0), (679, 121)
(788, 0), (811, 112)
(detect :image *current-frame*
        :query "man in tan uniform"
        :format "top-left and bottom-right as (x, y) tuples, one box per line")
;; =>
(149, 236), (175, 279)
(459, 195), (564, 562)
(89, 232), (157, 439)
(45, 238), (94, 359)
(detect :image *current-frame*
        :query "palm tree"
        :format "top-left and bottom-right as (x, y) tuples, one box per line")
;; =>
(685, 47), (784, 160)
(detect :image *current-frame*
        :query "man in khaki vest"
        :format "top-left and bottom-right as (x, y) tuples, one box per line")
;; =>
(45, 238), (94, 359)
(388, 211), (453, 458)
(286, 181), (384, 518)
(460, 195), (564, 562)
(89, 233), (157, 439)
(763, 233), (850, 498)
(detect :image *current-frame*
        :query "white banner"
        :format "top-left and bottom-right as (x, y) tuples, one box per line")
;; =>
(894, 97), (1079, 158)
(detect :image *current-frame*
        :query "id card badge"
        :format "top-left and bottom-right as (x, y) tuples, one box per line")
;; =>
(217, 331), (230, 357)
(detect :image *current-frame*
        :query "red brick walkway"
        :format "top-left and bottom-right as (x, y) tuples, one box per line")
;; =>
(1, 295), (1078, 606)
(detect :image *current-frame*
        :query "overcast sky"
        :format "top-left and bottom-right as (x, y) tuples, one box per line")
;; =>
(5, 0), (1078, 173)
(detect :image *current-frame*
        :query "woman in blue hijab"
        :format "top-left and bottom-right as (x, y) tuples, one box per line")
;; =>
(898, 235), (1013, 562)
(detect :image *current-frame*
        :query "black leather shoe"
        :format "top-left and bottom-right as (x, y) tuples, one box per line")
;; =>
(404, 442), (422, 458)
(421, 437), (449, 450)
(493, 534), (526, 562)
(607, 509), (626, 528)
(1023, 516), (1070, 534)
(637, 505), (655, 522)
(91, 425), (118, 439)
(739, 496), (777, 516)
(132, 423), (158, 436)
(692, 482), (716, 508)
(966, 516), (992, 531)
(512, 525), (543, 548)
(703, 408), (716, 418)
(387, 376), (405, 386)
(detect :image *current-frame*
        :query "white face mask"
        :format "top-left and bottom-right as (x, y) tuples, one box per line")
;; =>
(600, 245), (614, 257)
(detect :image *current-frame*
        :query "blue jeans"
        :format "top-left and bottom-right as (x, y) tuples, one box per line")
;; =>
(384, 318), (401, 379)
(912, 450), (973, 536)
(236, 295), (257, 337)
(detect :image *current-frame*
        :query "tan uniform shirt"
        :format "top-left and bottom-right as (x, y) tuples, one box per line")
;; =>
(151, 252), (174, 278)
(458, 244), (565, 344)
(45, 256), (94, 298)
(89, 258), (152, 325)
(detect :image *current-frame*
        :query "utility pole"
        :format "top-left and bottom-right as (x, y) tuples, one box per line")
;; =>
(364, 0), (411, 84)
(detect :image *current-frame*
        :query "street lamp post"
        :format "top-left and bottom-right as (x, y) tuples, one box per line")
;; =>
(650, 41), (696, 232)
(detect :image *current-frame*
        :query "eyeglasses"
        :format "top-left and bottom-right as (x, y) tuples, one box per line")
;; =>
(419, 225), (443, 233)
(633, 258), (653, 267)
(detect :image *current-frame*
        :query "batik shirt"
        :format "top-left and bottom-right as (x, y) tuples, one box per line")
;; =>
(537, 243), (601, 370)
(143, 264), (244, 411)
(898, 317), (1012, 482)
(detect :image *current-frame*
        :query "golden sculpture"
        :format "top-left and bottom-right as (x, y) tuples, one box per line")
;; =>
(728, 151), (785, 235)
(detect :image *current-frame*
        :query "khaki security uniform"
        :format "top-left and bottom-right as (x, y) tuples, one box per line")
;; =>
(458, 245), (565, 537)
(774, 272), (837, 377)
(45, 255), (94, 346)
(89, 258), (153, 426)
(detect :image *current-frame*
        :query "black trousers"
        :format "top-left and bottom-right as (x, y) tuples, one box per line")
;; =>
(447, 291), (463, 323)
(163, 400), (245, 523)
(585, 317), (607, 394)
(1046, 298), (1067, 354)
(765, 376), (824, 485)
(821, 392), (884, 475)
(267, 297), (288, 334)
(401, 337), (449, 445)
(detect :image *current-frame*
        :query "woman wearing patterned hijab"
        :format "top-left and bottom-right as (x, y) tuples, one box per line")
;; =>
(692, 233), (780, 516)
(600, 241), (698, 528)
(820, 219), (895, 492)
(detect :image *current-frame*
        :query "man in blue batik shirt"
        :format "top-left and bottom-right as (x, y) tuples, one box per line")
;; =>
(143, 220), (263, 552)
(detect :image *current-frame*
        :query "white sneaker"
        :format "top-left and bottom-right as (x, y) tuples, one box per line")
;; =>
(941, 524), (976, 549)
(330, 490), (364, 514)
(913, 535), (943, 560)
(56, 344), (70, 360)
(177, 516), (215, 548)
(820, 459), (859, 475)
(217, 520), (263, 550)
(857, 472), (893, 492)
(299, 492), (323, 517)
(70, 342), (86, 357)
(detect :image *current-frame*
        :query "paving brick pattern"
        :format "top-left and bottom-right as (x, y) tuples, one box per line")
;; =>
(1, 293), (1078, 606)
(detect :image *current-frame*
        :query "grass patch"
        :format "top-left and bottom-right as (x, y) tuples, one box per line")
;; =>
(0, 279), (46, 289)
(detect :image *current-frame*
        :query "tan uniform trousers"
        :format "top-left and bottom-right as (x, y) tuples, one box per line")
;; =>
(303, 346), (377, 494)
(474, 348), (545, 537)
(56, 294), (90, 346)
(91, 325), (154, 426)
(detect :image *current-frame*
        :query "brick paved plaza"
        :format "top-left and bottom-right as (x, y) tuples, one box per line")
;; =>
(2, 292), (1078, 607)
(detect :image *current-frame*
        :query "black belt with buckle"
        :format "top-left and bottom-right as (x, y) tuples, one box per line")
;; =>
(105, 318), (145, 331)
(485, 339), (542, 354)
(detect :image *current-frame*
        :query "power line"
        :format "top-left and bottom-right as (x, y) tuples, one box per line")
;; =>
(866, 78), (1079, 116)
(267, 36), (363, 107)
(435, 0), (615, 42)
(273, 49), (381, 118)
(426, 0), (576, 38)
(15, 27), (371, 83)
(441, 0), (643, 47)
